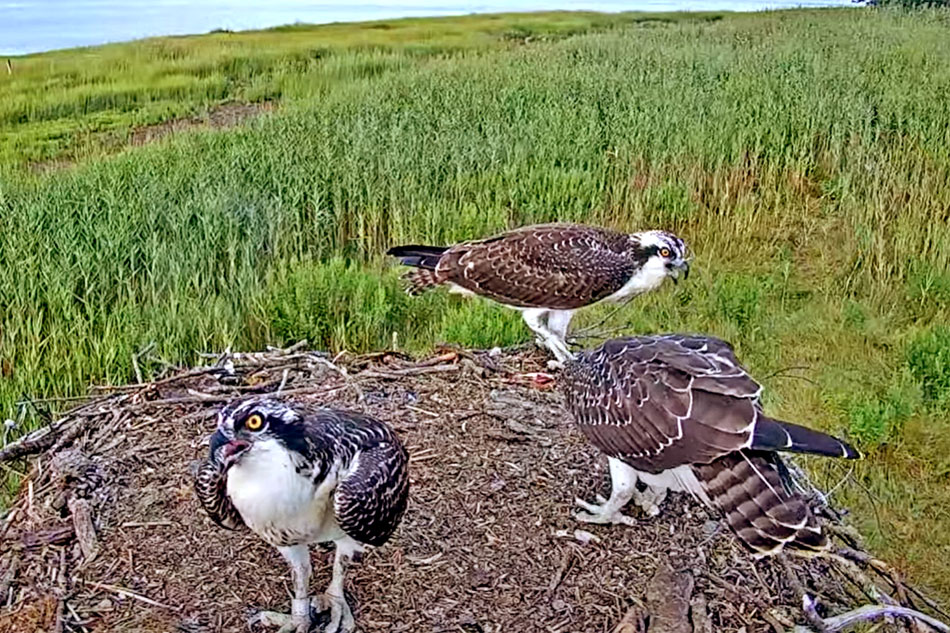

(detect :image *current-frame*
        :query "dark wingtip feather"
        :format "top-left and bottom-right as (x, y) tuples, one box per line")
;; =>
(386, 244), (448, 270)
(753, 417), (861, 460)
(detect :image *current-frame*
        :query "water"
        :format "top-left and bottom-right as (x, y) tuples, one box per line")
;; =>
(2, 0), (856, 56)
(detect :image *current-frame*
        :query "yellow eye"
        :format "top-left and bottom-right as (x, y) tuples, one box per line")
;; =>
(246, 414), (264, 431)
(660, 248), (671, 258)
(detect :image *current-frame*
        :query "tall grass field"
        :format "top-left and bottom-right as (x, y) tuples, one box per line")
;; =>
(1, 8), (949, 601)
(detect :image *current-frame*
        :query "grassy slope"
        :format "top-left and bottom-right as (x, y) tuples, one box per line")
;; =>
(2, 8), (950, 601)
(0, 11), (711, 166)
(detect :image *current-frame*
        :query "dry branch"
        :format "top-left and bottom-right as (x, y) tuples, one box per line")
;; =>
(0, 423), (65, 463)
(794, 600), (950, 633)
(68, 497), (98, 563)
(74, 578), (179, 611)
(357, 364), (459, 379)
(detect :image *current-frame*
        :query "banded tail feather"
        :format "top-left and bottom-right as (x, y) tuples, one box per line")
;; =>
(561, 334), (861, 557)
(403, 268), (441, 295)
(692, 452), (826, 556)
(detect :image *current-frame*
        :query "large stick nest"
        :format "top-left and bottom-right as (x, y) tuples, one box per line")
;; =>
(0, 344), (946, 633)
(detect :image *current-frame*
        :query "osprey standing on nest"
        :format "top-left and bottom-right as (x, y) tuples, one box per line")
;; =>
(387, 223), (690, 364)
(561, 335), (860, 556)
(195, 398), (409, 633)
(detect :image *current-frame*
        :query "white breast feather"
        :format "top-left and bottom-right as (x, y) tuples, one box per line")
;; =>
(636, 465), (711, 506)
(605, 257), (668, 303)
(226, 438), (344, 545)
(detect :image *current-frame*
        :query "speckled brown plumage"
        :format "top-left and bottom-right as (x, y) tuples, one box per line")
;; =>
(388, 223), (679, 309)
(194, 458), (244, 531)
(389, 223), (690, 363)
(562, 334), (859, 556)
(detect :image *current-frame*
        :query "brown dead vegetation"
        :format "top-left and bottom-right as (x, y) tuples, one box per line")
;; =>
(29, 101), (274, 175)
(0, 344), (946, 633)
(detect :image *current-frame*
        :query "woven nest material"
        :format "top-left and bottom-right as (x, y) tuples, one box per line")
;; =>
(0, 344), (946, 633)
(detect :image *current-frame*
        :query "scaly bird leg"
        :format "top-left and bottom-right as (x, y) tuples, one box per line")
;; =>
(574, 457), (639, 526)
(316, 538), (361, 633)
(522, 309), (574, 366)
(251, 544), (315, 633)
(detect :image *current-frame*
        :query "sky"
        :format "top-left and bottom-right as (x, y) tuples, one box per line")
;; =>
(1, 0), (856, 56)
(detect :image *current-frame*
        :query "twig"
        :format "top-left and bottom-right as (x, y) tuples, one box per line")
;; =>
(0, 393), (122, 462)
(780, 555), (828, 632)
(90, 366), (223, 392)
(266, 340), (309, 355)
(699, 571), (784, 633)
(406, 352), (458, 368)
(53, 549), (67, 633)
(49, 417), (94, 455)
(793, 604), (950, 633)
(131, 342), (156, 384)
(121, 521), (176, 528)
(0, 422), (67, 463)
(358, 364), (459, 379)
(313, 356), (364, 403)
(74, 578), (179, 611)
(276, 368), (291, 395)
(68, 497), (98, 563)
(14, 394), (98, 406)
(572, 297), (635, 339)
(6, 525), (75, 549)
(835, 547), (950, 621)
(546, 547), (574, 596)
(131, 383), (350, 409)
(0, 552), (19, 602)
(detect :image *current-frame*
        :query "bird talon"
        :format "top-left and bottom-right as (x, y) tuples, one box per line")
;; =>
(250, 609), (311, 633)
(572, 498), (637, 526)
(321, 592), (355, 633)
(573, 497), (601, 513)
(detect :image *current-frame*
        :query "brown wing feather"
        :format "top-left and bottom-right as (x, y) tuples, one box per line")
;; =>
(563, 334), (762, 474)
(194, 459), (245, 531)
(563, 334), (848, 556)
(437, 223), (638, 309)
(334, 437), (410, 547)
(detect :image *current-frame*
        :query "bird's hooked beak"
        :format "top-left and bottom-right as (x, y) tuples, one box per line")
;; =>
(210, 429), (251, 469)
(668, 259), (691, 284)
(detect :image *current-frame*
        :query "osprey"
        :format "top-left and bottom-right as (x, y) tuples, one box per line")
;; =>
(561, 335), (859, 556)
(194, 398), (409, 633)
(387, 223), (690, 363)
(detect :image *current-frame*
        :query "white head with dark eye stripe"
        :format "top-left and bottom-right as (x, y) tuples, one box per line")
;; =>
(209, 398), (308, 469)
(630, 230), (691, 283)
(612, 230), (691, 300)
